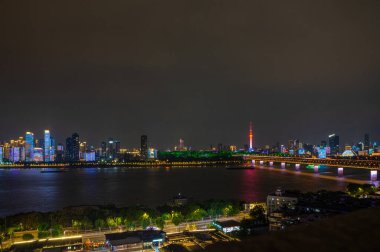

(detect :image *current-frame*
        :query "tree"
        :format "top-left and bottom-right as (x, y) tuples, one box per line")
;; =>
(249, 206), (266, 222)
(51, 225), (63, 237)
(22, 233), (34, 241)
(154, 217), (165, 230)
(106, 217), (117, 229)
(95, 219), (106, 230)
(172, 212), (184, 226)
(346, 183), (375, 197)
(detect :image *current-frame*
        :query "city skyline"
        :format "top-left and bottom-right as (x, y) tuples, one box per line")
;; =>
(0, 126), (377, 151)
(1, 1), (380, 250)
(0, 0), (379, 148)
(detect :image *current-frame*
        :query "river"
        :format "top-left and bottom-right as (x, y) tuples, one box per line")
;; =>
(0, 164), (377, 217)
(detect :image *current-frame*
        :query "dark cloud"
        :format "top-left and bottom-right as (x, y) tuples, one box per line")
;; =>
(0, 0), (379, 148)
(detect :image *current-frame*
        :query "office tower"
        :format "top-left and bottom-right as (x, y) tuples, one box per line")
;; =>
(328, 134), (340, 155)
(50, 137), (56, 162)
(33, 148), (44, 162)
(288, 140), (295, 150)
(0, 146), (3, 163)
(80, 141), (87, 161)
(141, 135), (148, 160)
(72, 133), (80, 162)
(10, 147), (20, 162)
(84, 151), (96, 162)
(217, 143), (223, 153)
(179, 138), (185, 151)
(321, 141), (327, 147)
(25, 132), (34, 162)
(364, 133), (370, 150)
(115, 140), (121, 158)
(107, 138), (115, 160)
(56, 144), (64, 162)
(44, 130), (51, 162)
(101, 141), (107, 159)
(65, 137), (72, 161)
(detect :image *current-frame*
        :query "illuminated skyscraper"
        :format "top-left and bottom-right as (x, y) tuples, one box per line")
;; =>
(44, 130), (51, 162)
(72, 133), (80, 162)
(25, 132), (34, 162)
(0, 146), (3, 163)
(10, 147), (20, 162)
(33, 148), (44, 162)
(179, 139), (185, 151)
(65, 137), (73, 161)
(56, 144), (64, 162)
(364, 133), (370, 150)
(141, 135), (148, 160)
(249, 122), (253, 152)
(80, 141), (87, 161)
(65, 133), (79, 162)
(328, 134), (340, 155)
(50, 137), (56, 162)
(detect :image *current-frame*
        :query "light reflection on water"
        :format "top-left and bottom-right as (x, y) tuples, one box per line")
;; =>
(0, 164), (376, 216)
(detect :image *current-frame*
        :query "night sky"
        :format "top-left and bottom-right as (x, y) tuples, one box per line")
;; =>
(1, 0), (379, 149)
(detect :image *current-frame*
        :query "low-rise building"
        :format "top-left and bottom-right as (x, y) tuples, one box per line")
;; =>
(105, 230), (165, 251)
(213, 220), (240, 234)
(267, 188), (298, 214)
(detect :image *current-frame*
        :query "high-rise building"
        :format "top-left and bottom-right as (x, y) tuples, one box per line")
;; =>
(44, 130), (51, 162)
(328, 134), (340, 155)
(10, 147), (20, 162)
(107, 138), (115, 160)
(321, 141), (327, 147)
(56, 144), (64, 162)
(25, 132), (34, 162)
(101, 141), (107, 160)
(179, 138), (185, 151)
(72, 133), (80, 162)
(50, 137), (56, 162)
(0, 146), (3, 163)
(364, 133), (370, 150)
(115, 140), (121, 158)
(141, 135), (148, 160)
(33, 148), (44, 162)
(65, 137), (73, 161)
(65, 133), (79, 162)
(80, 141), (87, 161)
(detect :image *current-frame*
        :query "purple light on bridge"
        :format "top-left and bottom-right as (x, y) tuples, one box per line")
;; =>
(295, 164), (300, 170)
(260, 160), (264, 165)
(281, 162), (285, 168)
(338, 167), (343, 176)
(314, 165), (319, 173)
(371, 170), (377, 181)
(269, 161), (273, 166)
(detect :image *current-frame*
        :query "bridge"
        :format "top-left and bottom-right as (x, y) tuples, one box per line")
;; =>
(242, 155), (380, 181)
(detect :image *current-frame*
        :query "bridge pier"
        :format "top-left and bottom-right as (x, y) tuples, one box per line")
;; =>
(314, 165), (319, 173)
(338, 167), (344, 176)
(371, 170), (377, 181)
(281, 162), (286, 168)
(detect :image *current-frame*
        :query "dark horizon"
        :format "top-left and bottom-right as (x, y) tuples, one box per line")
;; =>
(1, 0), (379, 149)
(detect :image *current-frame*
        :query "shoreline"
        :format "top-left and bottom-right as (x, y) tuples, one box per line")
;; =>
(0, 160), (243, 169)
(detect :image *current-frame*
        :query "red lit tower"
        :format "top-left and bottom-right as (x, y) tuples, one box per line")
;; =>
(249, 122), (253, 151)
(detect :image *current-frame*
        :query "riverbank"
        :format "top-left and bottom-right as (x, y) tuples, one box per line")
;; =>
(0, 159), (243, 168)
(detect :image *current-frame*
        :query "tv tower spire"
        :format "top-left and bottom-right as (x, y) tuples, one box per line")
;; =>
(249, 121), (253, 151)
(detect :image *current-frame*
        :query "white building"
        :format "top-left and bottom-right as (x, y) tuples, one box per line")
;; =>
(267, 188), (298, 213)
